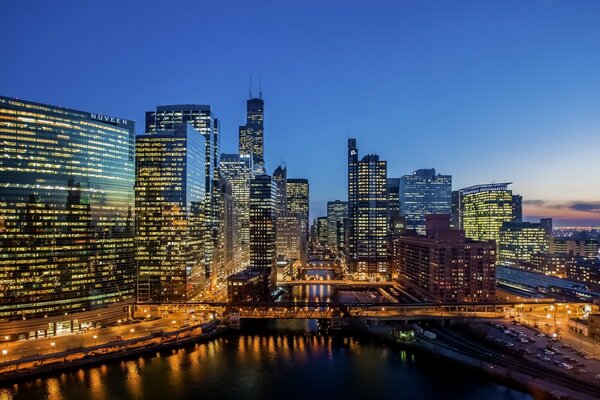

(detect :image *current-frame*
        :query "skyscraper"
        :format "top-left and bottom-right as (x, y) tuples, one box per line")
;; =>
(459, 183), (514, 243)
(347, 139), (389, 280)
(286, 178), (309, 239)
(273, 165), (287, 215)
(512, 194), (523, 222)
(313, 217), (329, 246)
(136, 124), (206, 302)
(220, 153), (254, 266)
(146, 105), (220, 281)
(249, 175), (277, 271)
(386, 178), (401, 222)
(0, 96), (136, 338)
(498, 221), (549, 267)
(327, 200), (348, 252)
(239, 91), (265, 174)
(399, 169), (452, 234)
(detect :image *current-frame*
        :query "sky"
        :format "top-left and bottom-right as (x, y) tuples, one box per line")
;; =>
(1, 0), (600, 225)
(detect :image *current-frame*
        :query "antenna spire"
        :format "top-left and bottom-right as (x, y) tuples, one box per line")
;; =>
(249, 75), (253, 98)
(259, 74), (263, 99)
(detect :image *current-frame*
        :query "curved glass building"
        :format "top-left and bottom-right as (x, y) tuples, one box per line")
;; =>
(0, 96), (135, 338)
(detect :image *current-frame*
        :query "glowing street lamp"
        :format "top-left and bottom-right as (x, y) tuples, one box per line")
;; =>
(129, 329), (135, 339)
(2, 349), (7, 362)
(50, 342), (56, 354)
(93, 335), (98, 346)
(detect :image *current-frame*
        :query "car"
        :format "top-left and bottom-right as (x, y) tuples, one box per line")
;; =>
(584, 355), (594, 360)
(542, 357), (551, 362)
(505, 342), (514, 347)
(595, 374), (600, 380)
(537, 333), (546, 337)
(577, 369), (587, 374)
(113, 335), (123, 340)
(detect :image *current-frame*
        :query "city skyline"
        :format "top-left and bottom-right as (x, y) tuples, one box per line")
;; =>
(2, 1), (600, 225)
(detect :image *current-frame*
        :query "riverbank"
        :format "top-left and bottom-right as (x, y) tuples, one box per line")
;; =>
(0, 322), (228, 385)
(363, 323), (600, 400)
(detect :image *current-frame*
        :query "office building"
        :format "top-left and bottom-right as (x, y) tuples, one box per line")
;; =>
(512, 194), (523, 222)
(249, 174), (277, 271)
(277, 212), (307, 267)
(136, 124), (206, 302)
(451, 190), (461, 229)
(540, 218), (553, 237)
(313, 216), (329, 246)
(567, 259), (600, 285)
(386, 178), (400, 222)
(528, 253), (577, 278)
(347, 139), (389, 279)
(392, 215), (496, 303)
(550, 238), (600, 260)
(220, 177), (239, 278)
(227, 267), (268, 302)
(220, 153), (254, 266)
(498, 222), (549, 267)
(145, 104), (220, 281)
(399, 169), (452, 234)
(0, 96), (135, 337)
(273, 165), (287, 215)
(327, 200), (348, 252)
(239, 90), (265, 174)
(459, 183), (514, 243)
(286, 178), (309, 239)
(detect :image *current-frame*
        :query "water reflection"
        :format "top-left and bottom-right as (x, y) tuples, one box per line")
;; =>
(0, 322), (533, 400)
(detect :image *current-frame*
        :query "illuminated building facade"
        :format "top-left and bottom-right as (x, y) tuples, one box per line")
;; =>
(459, 183), (514, 243)
(399, 168), (452, 235)
(512, 194), (523, 222)
(386, 178), (400, 225)
(220, 153), (254, 266)
(220, 177), (239, 278)
(392, 215), (496, 303)
(136, 124), (206, 302)
(273, 165), (287, 215)
(249, 174), (277, 271)
(0, 96), (135, 337)
(286, 178), (309, 239)
(347, 139), (389, 279)
(327, 200), (348, 252)
(145, 104), (220, 281)
(239, 95), (265, 174)
(529, 253), (577, 278)
(313, 216), (329, 246)
(277, 212), (307, 267)
(498, 222), (549, 267)
(550, 238), (600, 260)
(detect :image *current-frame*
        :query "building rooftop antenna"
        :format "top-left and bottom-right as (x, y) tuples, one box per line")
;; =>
(249, 75), (253, 98)
(259, 74), (263, 99)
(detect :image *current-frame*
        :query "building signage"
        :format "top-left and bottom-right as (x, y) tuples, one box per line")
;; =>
(90, 113), (130, 125)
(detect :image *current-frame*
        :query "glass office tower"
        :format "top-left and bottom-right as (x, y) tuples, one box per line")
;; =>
(249, 175), (277, 271)
(0, 96), (135, 337)
(239, 96), (265, 174)
(399, 169), (452, 234)
(286, 178), (309, 239)
(459, 183), (513, 243)
(136, 124), (206, 303)
(498, 221), (549, 267)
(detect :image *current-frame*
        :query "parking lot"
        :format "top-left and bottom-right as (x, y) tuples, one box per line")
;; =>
(480, 319), (600, 379)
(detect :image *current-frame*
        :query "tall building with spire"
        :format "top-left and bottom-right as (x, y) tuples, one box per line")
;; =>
(239, 78), (265, 174)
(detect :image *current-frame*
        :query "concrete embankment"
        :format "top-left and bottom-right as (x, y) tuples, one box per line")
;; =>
(0, 323), (228, 384)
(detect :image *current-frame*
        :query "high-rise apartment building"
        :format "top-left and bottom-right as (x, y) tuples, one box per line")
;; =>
(0, 96), (136, 338)
(498, 222), (549, 267)
(136, 124), (206, 302)
(239, 93), (265, 174)
(327, 200), (348, 252)
(249, 175), (277, 271)
(459, 183), (514, 243)
(392, 215), (496, 303)
(399, 169), (452, 234)
(145, 105), (220, 281)
(220, 154), (254, 266)
(347, 139), (389, 279)
(220, 177), (239, 278)
(286, 178), (309, 239)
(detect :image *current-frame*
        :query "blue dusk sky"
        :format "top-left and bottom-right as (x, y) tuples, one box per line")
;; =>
(1, 0), (600, 225)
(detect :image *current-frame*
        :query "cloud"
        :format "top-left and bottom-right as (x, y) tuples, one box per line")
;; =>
(568, 202), (600, 214)
(523, 199), (547, 207)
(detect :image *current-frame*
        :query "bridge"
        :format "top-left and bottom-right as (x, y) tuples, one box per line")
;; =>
(275, 280), (392, 287)
(135, 300), (579, 321)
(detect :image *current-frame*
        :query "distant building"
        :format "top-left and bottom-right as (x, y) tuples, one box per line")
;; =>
(550, 238), (600, 260)
(220, 153), (254, 266)
(399, 169), (452, 234)
(239, 94), (265, 174)
(274, 256), (300, 282)
(392, 215), (496, 303)
(529, 253), (577, 278)
(327, 200), (348, 251)
(459, 183), (514, 244)
(249, 175), (277, 272)
(512, 194), (523, 222)
(498, 222), (549, 267)
(277, 211), (308, 267)
(220, 177), (239, 278)
(540, 218), (553, 237)
(136, 124), (206, 302)
(313, 216), (329, 246)
(273, 165), (287, 215)
(287, 178), (309, 239)
(347, 139), (389, 280)
(386, 178), (401, 223)
(567, 259), (600, 285)
(451, 190), (461, 229)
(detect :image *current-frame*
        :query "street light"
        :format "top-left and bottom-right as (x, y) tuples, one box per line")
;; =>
(2, 349), (7, 362)
(129, 329), (135, 340)
(93, 335), (98, 346)
(50, 342), (56, 354)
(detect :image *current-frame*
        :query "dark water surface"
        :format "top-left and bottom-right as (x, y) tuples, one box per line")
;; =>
(0, 320), (533, 400)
